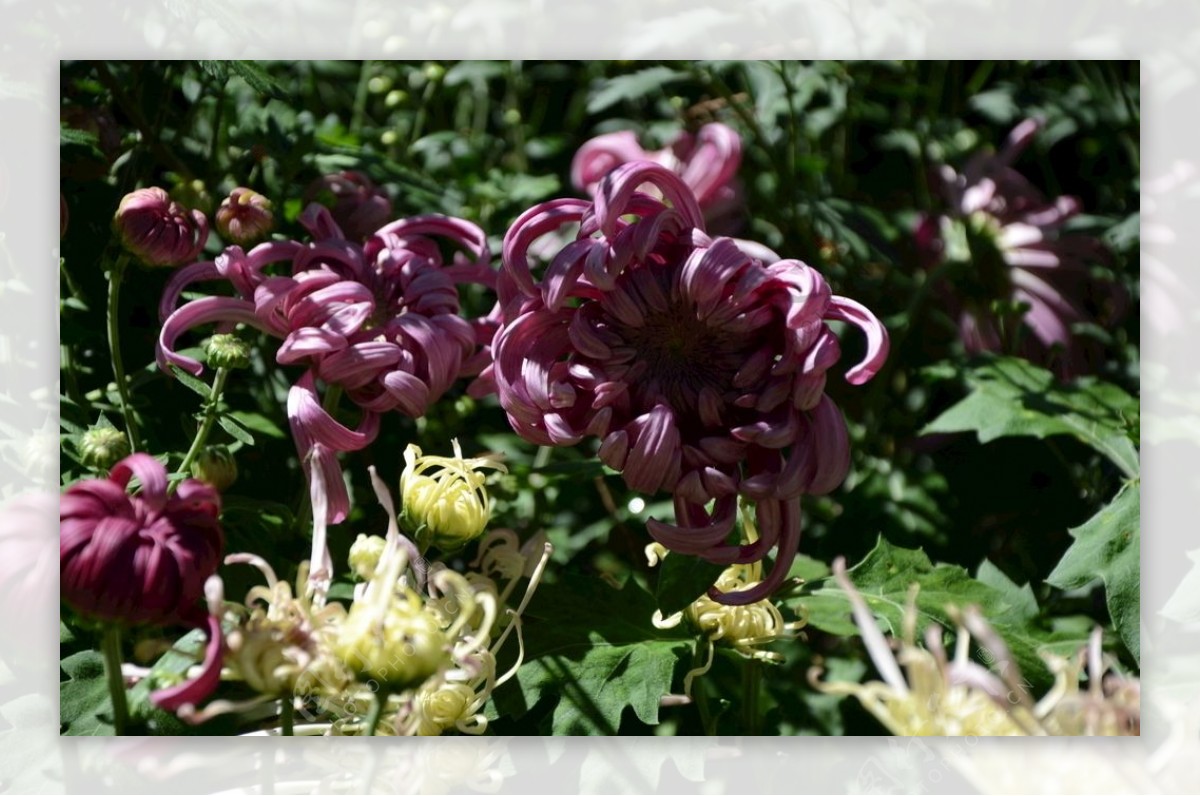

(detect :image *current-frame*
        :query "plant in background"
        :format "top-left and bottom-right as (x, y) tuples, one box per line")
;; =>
(572, 122), (744, 231)
(485, 161), (888, 604)
(303, 170), (394, 242)
(916, 119), (1124, 379)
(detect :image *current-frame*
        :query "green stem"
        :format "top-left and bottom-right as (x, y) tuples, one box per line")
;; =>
(280, 695), (294, 736)
(101, 626), (130, 735)
(107, 253), (141, 453)
(694, 679), (715, 736)
(742, 658), (762, 736)
(364, 689), (388, 736)
(350, 60), (373, 139)
(175, 367), (230, 481)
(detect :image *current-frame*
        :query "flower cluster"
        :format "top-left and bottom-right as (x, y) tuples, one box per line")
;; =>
(147, 463), (549, 737)
(157, 201), (494, 524)
(916, 119), (1122, 378)
(809, 557), (1140, 736)
(482, 161), (888, 605)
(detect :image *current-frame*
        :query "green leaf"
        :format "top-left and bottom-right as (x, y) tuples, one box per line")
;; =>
(976, 559), (1038, 624)
(217, 415), (255, 446)
(59, 125), (104, 160)
(796, 537), (1033, 637)
(228, 410), (286, 440)
(793, 537), (1076, 689)
(655, 553), (726, 616)
(227, 61), (288, 99)
(1162, 549), (1200, 624)
(169, 366), (212, 400)
(921, 356), (1139, 477)
(492, 576), (694, 734)
(1047, 480), (1140, 661)
(587, 66), (685, 113)
(197, 60), (230, 82)
(60, 651), (114, 736)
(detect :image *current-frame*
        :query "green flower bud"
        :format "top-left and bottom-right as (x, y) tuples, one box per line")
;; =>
(204, 334), (252, 370)
(192, 446), (238, 491)
(78, 426), (130, 471)
(348, 534), (388, 581)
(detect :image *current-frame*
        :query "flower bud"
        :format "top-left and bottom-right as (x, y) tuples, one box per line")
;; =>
(400, 440), (505, 552)
(412, 680), (476, 736)
(334, 588), (448, 691)
(203, 334), (252, 370)
(302, 171), (392, 241)
(191, 446), (238, 491)
(78, 425), (130, 471)
(114, 187), (209, 267)
(60, 453), (223, 627)
(348, 534), (387, 581)
(215, 187), (274, 245)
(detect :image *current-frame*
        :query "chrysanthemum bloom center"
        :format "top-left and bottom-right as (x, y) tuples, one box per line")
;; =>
(606, 281), (751, 415)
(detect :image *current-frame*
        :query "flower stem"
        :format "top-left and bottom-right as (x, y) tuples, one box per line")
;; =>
(364, 689), (388, 736)
(106, 253), (141, 453)
(280, 695), (294, 736)
(101, 626), (130, 735)
(175, 367), (230, 482)
(742, 658), (762, 736)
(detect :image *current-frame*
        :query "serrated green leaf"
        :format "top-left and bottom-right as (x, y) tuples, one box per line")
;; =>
(921, 356), (1139, 477)
(655, 553), (726, 616)
(1047, 480), (1140, 661)
(228, 61), (288, 99)
(796, 537), (1032, 636)
(169, 366), (212, 400)
(976, 559), (1038, 624)
(492, 577), (694, 734)
(60, 650), (113, 736)
(59, 126), (104, 160)
(197, 60), (230, 82)
(587, 67), (685, 114)
(217, 415), (254, 445)
(793, 537), (1074, 689)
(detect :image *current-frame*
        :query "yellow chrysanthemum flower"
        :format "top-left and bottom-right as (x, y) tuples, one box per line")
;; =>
(400, 439), (506, 551)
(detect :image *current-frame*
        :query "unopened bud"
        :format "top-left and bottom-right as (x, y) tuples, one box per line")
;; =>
(204, 334), (252, 369)
(191, 446), (238, 491)
(78, 426), (130, 471)
(215, 187), (274, 245)
(114, 187), (209, 267)
(348, 534), (387, 581)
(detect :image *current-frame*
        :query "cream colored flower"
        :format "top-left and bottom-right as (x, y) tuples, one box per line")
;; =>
(809, 557), (1140, 737)
(400, 439), (506, 551)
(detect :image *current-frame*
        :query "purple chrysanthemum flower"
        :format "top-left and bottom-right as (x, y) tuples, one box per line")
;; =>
(157, 205), (492, 523)
(915, 119), (1122, 378)
(113, 187), (209, 267)
(485, 162), (888, 605)
(60, 453), (223, 627)
(572, 122), (744, 232)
